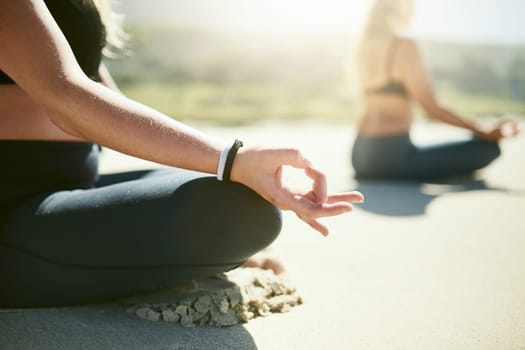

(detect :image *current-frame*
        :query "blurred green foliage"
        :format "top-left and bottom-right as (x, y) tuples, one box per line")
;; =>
(105, 26), (525, 124)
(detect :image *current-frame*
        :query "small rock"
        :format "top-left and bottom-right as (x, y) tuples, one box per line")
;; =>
(136, 307), (160, 321)
(210, 308), (238, 326)
(227, 289), (242, 307)
(174, 304), (188, 316)
(130, 267), (302, 327)
(218, 298), (229, 314)
(270, 281), (284, 295)
(161, 308), (180, 322)
(194, 295), (212, 313)
(180, 314), (195, 327)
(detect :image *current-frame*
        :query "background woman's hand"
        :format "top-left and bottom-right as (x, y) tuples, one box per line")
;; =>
(231, 146), (364, 236)
(475, 119), (520, 142)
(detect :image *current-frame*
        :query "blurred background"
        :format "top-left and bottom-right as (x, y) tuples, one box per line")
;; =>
(105, 0), (525, 125)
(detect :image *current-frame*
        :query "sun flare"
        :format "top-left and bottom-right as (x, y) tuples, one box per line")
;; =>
(219, 0), (371, 34)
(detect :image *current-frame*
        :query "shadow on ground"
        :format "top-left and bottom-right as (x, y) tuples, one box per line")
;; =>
(353, 175), (516, 217)
(0, 302), (257, 350)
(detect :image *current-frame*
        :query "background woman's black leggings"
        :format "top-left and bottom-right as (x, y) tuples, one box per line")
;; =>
(0, 141), (281, 307)
(352, 133), (501, 180)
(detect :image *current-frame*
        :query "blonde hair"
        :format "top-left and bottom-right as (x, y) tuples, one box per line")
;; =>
(356, 0), (412, 85)
(92, 0), (128, 57)
(362, 0), (412, 38)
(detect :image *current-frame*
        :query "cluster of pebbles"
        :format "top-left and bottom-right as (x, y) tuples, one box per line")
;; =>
(124, 267), (302, 327)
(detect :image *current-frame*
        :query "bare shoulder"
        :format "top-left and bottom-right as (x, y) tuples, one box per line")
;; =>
(396, 37), (419, 57)
(392, 37), (424, 80)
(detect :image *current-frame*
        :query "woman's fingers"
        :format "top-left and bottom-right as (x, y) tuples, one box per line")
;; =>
(327, 191), (365, 204)
(501, 119), (520, 137)
(236, 146), (362, 236)
(300, 215), (330, 237)
(271, 148), (312, 169)
(302, 191), (364, 205)
(289, 194), (353, 218)
(284, 190), (364, 236)
(304, 166), (328, 203)
(270, 148), (330, 205)
(494, 118), (520, 138)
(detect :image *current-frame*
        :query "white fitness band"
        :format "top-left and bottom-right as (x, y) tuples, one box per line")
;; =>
(216, 143), (232, 181)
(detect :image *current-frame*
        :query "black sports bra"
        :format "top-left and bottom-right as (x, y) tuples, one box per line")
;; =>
(0, 0), (106, 84)
(366, 38), (408, 97)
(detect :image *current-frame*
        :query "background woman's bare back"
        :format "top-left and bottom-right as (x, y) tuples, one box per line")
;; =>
(357, 37), (413, 137)
(359, 94), (413, 136)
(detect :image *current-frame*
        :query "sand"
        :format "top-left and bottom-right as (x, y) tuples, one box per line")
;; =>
(1, 122), (524, 350)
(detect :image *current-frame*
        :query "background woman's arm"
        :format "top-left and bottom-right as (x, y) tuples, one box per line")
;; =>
(396, 39), (520, 141)
(395, 39), (484, 133)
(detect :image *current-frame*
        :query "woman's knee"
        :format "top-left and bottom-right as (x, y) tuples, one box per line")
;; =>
(208, 179), (282, 251)
(487, 141), (501, 160)
(167, 177), (282, 262)
(241, 196), (282, 252)
(473, 139), (501, 165)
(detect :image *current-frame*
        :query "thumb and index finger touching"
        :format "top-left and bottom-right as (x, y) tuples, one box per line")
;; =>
(272, 147), (364, 212)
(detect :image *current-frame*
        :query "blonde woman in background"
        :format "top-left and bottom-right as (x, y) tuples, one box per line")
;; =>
(0, 0), (363, 307)
(351, 0), (519, 180)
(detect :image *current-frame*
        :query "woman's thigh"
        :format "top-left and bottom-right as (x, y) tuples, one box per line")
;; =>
(408, 138), (501, 179)
(352, 133), (416, 178)
(353, 135), (500, 180)
(0, 168), (281, 306)
(2, 168), (281, 267)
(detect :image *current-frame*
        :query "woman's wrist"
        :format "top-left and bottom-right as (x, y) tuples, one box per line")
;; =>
(228, 147), (249, 184)
(473, 129), (486, 138)
(217, 139), (243, 181)
(467, 120), (485, 136)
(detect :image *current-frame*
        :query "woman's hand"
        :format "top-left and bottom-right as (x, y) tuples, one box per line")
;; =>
(231, 146), (364, 236)
(475, 119), (520, 142)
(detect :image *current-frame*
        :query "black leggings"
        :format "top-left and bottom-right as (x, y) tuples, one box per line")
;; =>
(351, 133), (501, 180)
(0, 141), (281, 307)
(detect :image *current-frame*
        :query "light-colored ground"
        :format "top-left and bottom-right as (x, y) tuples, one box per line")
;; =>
(1, 122), (524, 350)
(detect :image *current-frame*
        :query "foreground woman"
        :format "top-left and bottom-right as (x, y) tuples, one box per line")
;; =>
(0, 0), (363, 307)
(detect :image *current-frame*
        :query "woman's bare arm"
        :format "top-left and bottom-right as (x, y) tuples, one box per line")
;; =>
(98, 63), (122, 93)
(394, 39), (519, 141)
(394, 39), (483, 132)
(0, 0), (224, 173)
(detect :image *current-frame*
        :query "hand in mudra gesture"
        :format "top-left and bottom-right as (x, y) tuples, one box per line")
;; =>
(231, 146), (364, 236)
(476, 119), (520, 142)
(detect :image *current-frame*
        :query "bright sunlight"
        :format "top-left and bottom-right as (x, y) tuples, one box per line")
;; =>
(199, 0), (371, 35)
